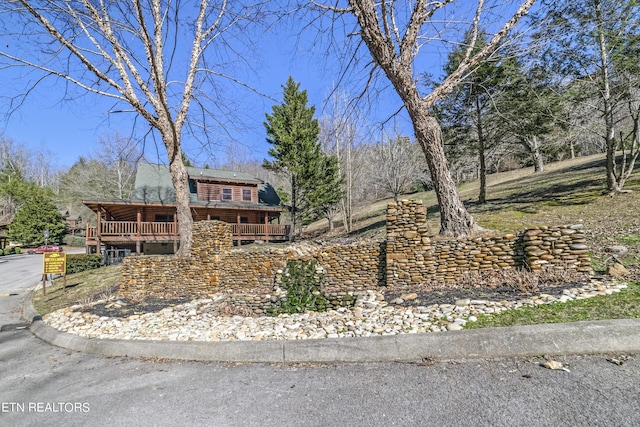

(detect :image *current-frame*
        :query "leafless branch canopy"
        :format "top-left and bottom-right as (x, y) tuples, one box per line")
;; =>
(0, 0), (264, 149)
(310, 0), (537, 110)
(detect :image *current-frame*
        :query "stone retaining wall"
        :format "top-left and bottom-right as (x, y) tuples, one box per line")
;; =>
(119, 200), (592, 313)
(384, 201), (591, 286)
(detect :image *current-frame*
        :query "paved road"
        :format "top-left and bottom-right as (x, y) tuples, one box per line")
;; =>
(2, 327), (639, 426)
(1, 253), (640, 426)
(0, 253), (43, 329)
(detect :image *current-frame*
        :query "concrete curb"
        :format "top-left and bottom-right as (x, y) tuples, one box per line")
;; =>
(23, 290), (640, 363)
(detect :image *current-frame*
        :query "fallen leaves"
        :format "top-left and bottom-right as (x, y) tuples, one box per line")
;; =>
(541, 360), (570, 372)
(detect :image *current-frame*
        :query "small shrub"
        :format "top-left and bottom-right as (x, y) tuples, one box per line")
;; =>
(3, 247), (13, 256)
(62, 235), (86, 247)
(268, 259), (328, 316)
(14, 247), (21, 254)
(454, 268), (589, 295)
(66, 254), (103, 274)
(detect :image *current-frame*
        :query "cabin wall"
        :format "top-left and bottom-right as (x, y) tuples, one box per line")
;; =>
(196, 182), (257, 203)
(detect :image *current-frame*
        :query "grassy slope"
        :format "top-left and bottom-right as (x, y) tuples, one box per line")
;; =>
(308, 153), (640, 268)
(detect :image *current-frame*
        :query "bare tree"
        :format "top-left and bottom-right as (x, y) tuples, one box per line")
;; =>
(96, 132), (142, 199)
(0, 1), (264, 256)
(616, 84), (640, 190)
(371, 134), (428, 202)
(319, 90), (367, 233)
(0, 135), (29, 224)
(0, 135), (31, 178)
(310, 0), (536, 237)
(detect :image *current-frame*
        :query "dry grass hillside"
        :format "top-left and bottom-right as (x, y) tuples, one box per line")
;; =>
(305, 153), (640, 270)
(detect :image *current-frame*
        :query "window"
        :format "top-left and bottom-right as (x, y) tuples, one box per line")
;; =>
(242, 189), (252, 201)
(155, 214), (172, 222)
(240, 217), (249, 224)
(222, 188), (232, 201)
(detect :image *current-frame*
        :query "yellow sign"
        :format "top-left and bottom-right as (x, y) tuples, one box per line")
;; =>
(43, 252), (66, 275)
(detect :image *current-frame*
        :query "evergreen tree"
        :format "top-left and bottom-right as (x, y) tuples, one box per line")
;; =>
(263, 77), (342, 239)
(6, 182), (65, 246)
(306, 154), (344, 231)
(437, 30), (563, 203)
(437, 30), (515, 203)
(499, 62), (565, 173)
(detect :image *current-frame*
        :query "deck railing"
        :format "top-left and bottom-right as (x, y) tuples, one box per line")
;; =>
(86, 221), (290, 242)
(230, 223), (290, 238)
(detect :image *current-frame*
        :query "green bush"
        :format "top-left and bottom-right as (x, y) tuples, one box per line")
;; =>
(62, 235), (86, 247)
(267, 259), (328, 316)
(66, 254), (102, 274)
(14, 247), (21, 254)
(3, 247), (13, 256)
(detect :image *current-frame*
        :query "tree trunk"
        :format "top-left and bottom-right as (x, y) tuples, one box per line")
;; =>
(605, 130), (619, 193)
(595, 0), (620, 193)
(476, 98), (487, 204)
(531, 136), (545, 173)
(521, 136), (545, 173)
(414, 115), (476, 237)
(570, 140), (576, 159)
(166, 145), (193, 257)
(289, 176), (296, 242)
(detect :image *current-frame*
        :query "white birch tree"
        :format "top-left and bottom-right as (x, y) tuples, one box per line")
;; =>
(0, 0), (264, 256)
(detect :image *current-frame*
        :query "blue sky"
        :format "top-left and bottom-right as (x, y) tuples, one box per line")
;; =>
(1, 49), (416, 171)
(0, 18), (420, 172)
(2, 1), (537, 171)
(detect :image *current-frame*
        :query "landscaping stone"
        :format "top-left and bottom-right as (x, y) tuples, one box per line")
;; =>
(43, 280), (628, 342)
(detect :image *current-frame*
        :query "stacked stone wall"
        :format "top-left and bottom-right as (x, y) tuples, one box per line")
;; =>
(522, 225), (591, 271)
(385, 200), (591, 287)
(317, 241), (386, 292)
(119, 201), (592, 313)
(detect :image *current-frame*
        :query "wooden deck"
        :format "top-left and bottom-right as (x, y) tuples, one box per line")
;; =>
(86, 221), (290, 247)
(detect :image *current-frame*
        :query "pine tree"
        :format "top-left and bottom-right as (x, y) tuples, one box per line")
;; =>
(6, 183), (65, 246)
(437, 30), (519, 204)
(263, 77), (342, 239)
(306, 154), (344, 231)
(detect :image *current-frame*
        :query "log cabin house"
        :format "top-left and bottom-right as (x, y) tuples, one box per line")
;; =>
(83, 162), (288, 254)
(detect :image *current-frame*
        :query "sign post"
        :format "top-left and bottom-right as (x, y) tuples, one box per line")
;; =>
(42, 252), (67, 296)
(40, 230), (52, 297)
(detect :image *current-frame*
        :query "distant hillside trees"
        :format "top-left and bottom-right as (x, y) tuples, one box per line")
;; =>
(319, 90), (368, 234)
(57, 133), (140, 224)
(263, 77), (343, 240)
(371, 135), (429, 203)
(537, 0), (640, 194)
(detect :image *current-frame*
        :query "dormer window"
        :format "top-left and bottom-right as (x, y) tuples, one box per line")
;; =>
(222, 188), (232, 201)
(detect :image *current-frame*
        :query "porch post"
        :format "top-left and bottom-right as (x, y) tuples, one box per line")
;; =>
(264, 212), (270, 242)
(236, 212), (241, 244)
(136, 209), (142, 254)
(96, 207), (102, 254)
(173, 212), (178, 253)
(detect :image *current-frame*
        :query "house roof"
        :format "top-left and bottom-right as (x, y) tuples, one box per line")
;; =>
(84, 162), (281, 212)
